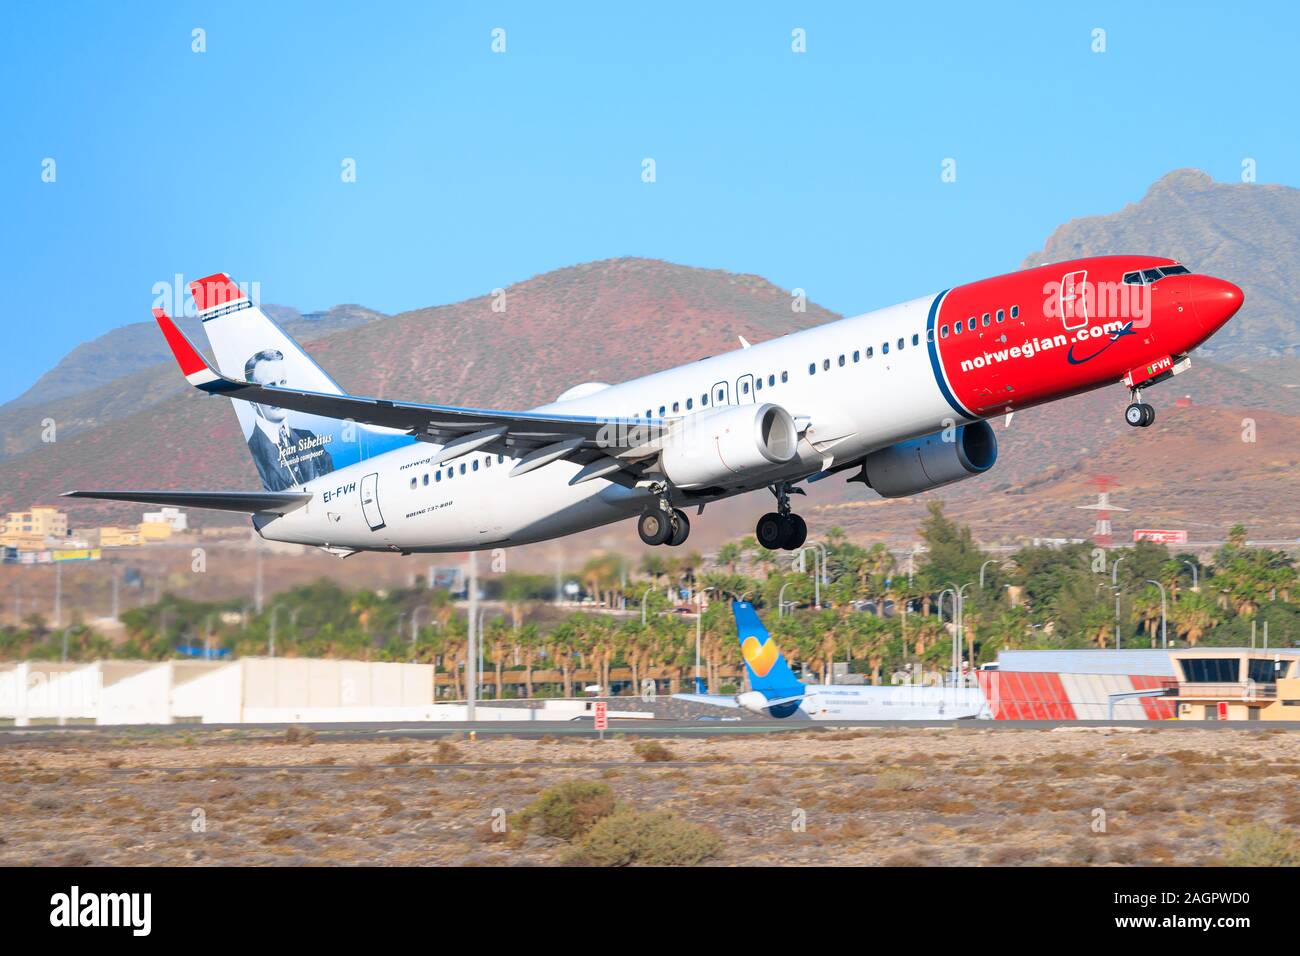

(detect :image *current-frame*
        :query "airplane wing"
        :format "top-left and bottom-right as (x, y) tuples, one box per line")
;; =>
(155, 310), (667, 484)
(62, 490), (312, 514)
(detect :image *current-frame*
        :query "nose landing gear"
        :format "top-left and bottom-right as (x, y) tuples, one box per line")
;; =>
(1125, 387), (1156, 428)
(756, 482), (807, 551)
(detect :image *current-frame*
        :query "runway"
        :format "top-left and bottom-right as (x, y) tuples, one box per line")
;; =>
(2, 717), (1297, 744)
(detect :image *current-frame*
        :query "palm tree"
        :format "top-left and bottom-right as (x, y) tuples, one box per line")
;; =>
(1173, 591), (1218, 646)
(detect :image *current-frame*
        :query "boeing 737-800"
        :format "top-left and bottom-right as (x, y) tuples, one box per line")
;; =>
(67, 258), (1242, 555)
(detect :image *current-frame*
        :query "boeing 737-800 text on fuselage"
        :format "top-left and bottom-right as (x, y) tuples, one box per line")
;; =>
(67, 257), (1243, 556)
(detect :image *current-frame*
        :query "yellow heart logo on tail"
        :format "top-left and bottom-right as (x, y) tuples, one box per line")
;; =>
(741, 635), (779, 678)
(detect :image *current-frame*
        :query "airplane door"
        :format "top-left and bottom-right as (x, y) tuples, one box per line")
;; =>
(360, 472), (386, 531)
(735, 373), (756, 404)
(710, 380), (730, 407)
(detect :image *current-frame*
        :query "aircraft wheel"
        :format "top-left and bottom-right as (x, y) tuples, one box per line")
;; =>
(780, 513), (808, 550)
(638, 510), (673, 546)
(1124, 403), (1146, 427)
(755, 512), (785, 550)
(1140, 403), (1156, 427)
(667, 509), (691, 546)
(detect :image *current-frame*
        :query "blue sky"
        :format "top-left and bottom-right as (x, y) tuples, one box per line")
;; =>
(1, 1), (1296, 403)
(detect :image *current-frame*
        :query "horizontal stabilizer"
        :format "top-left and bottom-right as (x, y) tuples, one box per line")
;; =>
(62, 490), (312, 514)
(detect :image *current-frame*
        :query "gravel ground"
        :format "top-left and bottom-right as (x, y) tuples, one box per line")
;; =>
(3, 725), (1298, 866)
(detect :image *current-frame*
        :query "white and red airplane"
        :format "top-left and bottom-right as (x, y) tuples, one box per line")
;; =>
(67, 257), (1242, 555)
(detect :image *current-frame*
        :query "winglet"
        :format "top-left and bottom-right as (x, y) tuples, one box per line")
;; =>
(153, 309), (231, 391)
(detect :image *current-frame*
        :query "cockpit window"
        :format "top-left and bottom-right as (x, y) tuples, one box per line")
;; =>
(1124, 264), (1192, 286)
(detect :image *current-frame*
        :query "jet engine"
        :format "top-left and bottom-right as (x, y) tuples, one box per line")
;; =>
(855, 420), (997, 498)
(659, 403), (799, 490)
(736, 690), (802, 719)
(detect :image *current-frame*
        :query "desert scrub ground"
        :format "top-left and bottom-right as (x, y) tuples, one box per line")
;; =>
(1, 726), (1298, 866)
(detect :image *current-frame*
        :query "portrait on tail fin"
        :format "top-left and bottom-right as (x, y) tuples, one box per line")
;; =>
(242, 348), (334, 491)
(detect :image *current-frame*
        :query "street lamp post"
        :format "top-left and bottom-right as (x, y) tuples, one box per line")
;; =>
(1183, 560), (1199, 592)
(641, 586), (654, 626)
(268, 604), (284, 658)
(1111, 555), (1126, 650)
(694, 587), (715, 694)
(466, 552), (478, 721)
(979, 559), (999, 590)
(1146, 579), (1168, 649)
(957, 582), (975, 685)
(778, 582), (792, 617)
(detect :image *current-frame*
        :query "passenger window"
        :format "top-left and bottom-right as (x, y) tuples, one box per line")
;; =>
(1011, 305), (1019, 319)
(968, 318), (976, 331)
(897, 337), (904, 350)
(409, 477), (417, 490)
(716, 388), (725, 401)
(672, 401), (680, 412)
(447, 468), (453, 480)
(497, 454), (503, 463)
(941, 325), (949, 338)
(768, 374), (775, 386)
(472, 459), (479, 472)
(436, 471), (442, 482)
(459, 463), (466, 475)
(912, 333), (920, 346)
(659, 406), (666, 416)
(996, 309), (1005, 323)
(853, 350), (860, 362)
(837, 355), (845, 367)
(423, 473), (429, 486)
(741, 382), (749, 394)
(686, 397), (693, 409)
(701, 394), (709, 406)
(646, 409), (652, 418)
(866, 346), (873, 358)
(954, 322), (962, 335)
(754, 379), (762, 391)
(926, 329), (934, 343)
(781, 371), (788, 383)
(882, 342), (890, 355)
(809, 363), (816, 375)
(823, 358), (831, 371)
(484, 456), (491, 468)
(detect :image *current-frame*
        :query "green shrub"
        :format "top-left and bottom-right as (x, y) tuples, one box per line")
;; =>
(564, 810), (722, 866)
(1220, 824), (1300, 866)
(511, 780), (619, 841)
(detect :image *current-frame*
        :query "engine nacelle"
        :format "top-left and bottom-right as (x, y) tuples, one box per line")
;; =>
(856, 420), (997, 498)
(660, 403), (799, 490)
(736, 690), (802, 718)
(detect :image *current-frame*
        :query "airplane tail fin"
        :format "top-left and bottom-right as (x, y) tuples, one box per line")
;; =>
(182, 274), (411, 492)
(733, 600), (803, 695)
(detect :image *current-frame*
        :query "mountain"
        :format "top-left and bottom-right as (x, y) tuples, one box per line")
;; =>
(10, 259), (836, 525)
(1023, 169), (1300, 358)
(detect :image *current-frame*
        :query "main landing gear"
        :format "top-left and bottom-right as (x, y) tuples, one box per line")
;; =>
(638, 484), (690, 547)
(756, 482), (807, 551)
(1125, 387), (1156, 428)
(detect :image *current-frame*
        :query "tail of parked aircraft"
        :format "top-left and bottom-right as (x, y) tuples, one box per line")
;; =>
(732, 601), (805, 717)
(182, 273), (411, 491)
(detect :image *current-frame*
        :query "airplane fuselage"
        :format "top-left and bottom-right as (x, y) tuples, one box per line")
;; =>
(257, 255), (1242, 553)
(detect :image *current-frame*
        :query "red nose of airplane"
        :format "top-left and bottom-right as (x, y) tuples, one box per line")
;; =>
(1189, 275), (1244, 332)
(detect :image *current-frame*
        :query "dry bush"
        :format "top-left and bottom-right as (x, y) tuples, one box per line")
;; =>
(431, 741), (463, 764)
(382, 749), (416, 765)
(632, 740), (677, 763)
(1219, 824), (1300, 866)
(510, 780), (619, 841)
(873, 768), (922, 791)
(563, 810), (722, 866)
(283, 726), (314, 745)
